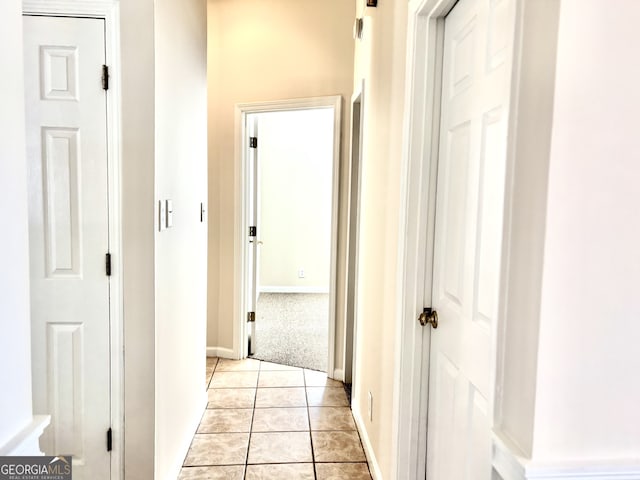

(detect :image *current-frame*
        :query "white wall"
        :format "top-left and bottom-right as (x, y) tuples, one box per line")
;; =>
(120, 0), (157, 476)
(257, 109), (334, 290)
(0, 0), (35, 453)
(121, 0), (208, 477)
(493, 1), (640, 476)
(494, 0), (560, 457)
(154, 0), (208, 478)
(532, 0), (640, 464)
(0, 0), (206, 473)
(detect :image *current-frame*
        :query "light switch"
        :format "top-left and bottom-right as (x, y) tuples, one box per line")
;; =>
(166, 199), (173, 228)
(158, 200), (166, 231)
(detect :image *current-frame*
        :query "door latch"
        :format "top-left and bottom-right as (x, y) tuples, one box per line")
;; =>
(418, 307), (438, 328)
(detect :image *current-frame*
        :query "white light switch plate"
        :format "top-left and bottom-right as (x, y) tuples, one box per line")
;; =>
(159, 200), (166, 231)
(166, 200), (173, 228)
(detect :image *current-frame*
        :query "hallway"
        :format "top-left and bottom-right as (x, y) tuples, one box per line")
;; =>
(179, 358), (372, 479)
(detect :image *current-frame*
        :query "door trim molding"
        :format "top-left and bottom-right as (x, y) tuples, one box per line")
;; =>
(233, 96), (342, 378)
(394, 0), (456, 477)
(22, 2), (123, 478)
(397, 0), (526, 476)
(343, 81), (365, 386)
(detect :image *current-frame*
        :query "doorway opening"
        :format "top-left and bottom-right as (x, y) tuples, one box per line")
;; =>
(237, 97), (342, 374)
(343, 85), (364, 402)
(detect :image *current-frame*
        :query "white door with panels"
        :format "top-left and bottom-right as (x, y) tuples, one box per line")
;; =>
(424, 0), (514, 477)
(24, 15), (112, 480)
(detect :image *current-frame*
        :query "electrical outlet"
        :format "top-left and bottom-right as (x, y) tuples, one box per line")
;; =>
(368, 391), (373, 421)
(298, 269), (305, 278)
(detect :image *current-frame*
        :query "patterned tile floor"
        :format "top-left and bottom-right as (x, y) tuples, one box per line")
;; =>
(179, 357), (372, 480)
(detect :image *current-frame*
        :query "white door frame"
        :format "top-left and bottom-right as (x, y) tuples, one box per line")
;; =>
(394, 0), (521, 477)
(233, 96), (342, 378)
(343, 82), (365, 386)
(22, 1), (123, 478)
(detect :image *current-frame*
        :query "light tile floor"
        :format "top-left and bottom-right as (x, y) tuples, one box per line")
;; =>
(179, 357), (372, 480)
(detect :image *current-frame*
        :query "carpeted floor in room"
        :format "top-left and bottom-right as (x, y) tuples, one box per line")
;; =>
(251, 293), (328, 372)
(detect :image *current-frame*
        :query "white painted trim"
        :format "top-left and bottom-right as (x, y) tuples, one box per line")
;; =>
(343, 81), (365, 386)
(525, 464), (640, 480)
(234, 97), (342, 379)
(332, 368), (344, 382)
(393, 0), (454, 478)
(0, 416), (51, 456)
(492, 433), (640, 480)
(352, 404), (382, 480)
(395, 0), (521, 476)
(22, 3), (123, 478)
(206, 346), (235, 359)
(233, 104), (246, 361)
(493, 431), (528, 480)
(258, 286), (329, 294)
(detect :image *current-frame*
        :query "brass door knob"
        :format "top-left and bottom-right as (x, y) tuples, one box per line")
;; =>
(418, 308), (438, 328)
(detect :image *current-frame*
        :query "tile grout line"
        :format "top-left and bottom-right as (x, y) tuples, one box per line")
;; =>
(183, 358), (372, 479)
(242, 363), (261, 480)
(182, 357), (218, 471)
(304, 369), (319, 480)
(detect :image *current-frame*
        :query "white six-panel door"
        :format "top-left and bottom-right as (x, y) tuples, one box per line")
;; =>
(23, 15), (111, 480)
(426, 0), (513, 477)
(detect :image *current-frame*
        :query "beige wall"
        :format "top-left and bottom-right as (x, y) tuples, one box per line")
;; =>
(257, 110), (334, 290)
(0, 0), (34, 452)
(207, 0), (355, 363)
(351, 0), (408, 477)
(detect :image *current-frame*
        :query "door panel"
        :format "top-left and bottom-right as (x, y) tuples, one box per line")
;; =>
(426, 0), (514, 477)
(24, 15), (111, 480)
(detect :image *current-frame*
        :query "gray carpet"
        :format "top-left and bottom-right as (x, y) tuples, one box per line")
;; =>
(251, 293), (328, 372)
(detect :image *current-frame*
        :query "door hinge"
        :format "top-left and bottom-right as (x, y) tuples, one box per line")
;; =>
(249, 136), (257, 148)
(102, 65), (109, 90)
(107, 428), (113, 452)
(247, 311), (256, 322)
(106, 253), (112, 276)
(249, 226), (257, 237)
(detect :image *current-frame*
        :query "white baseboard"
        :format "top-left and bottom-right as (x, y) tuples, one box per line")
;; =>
(493, 432), (528, 479)
(206, 347), (235, 359)
(493, 432), (640, 480)
(0, 415), (50, 456)
(525, 463), (640, 480)
(332, 368), (344, 382)
(352, 404), (382, 480)
(259, 286), (329, 294)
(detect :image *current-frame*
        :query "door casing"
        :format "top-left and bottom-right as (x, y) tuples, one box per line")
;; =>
(22, 1), (123, 478)
(395, 0), (521, 477)
(234, 96), (342, 378)
(343, 82), (365, 387)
